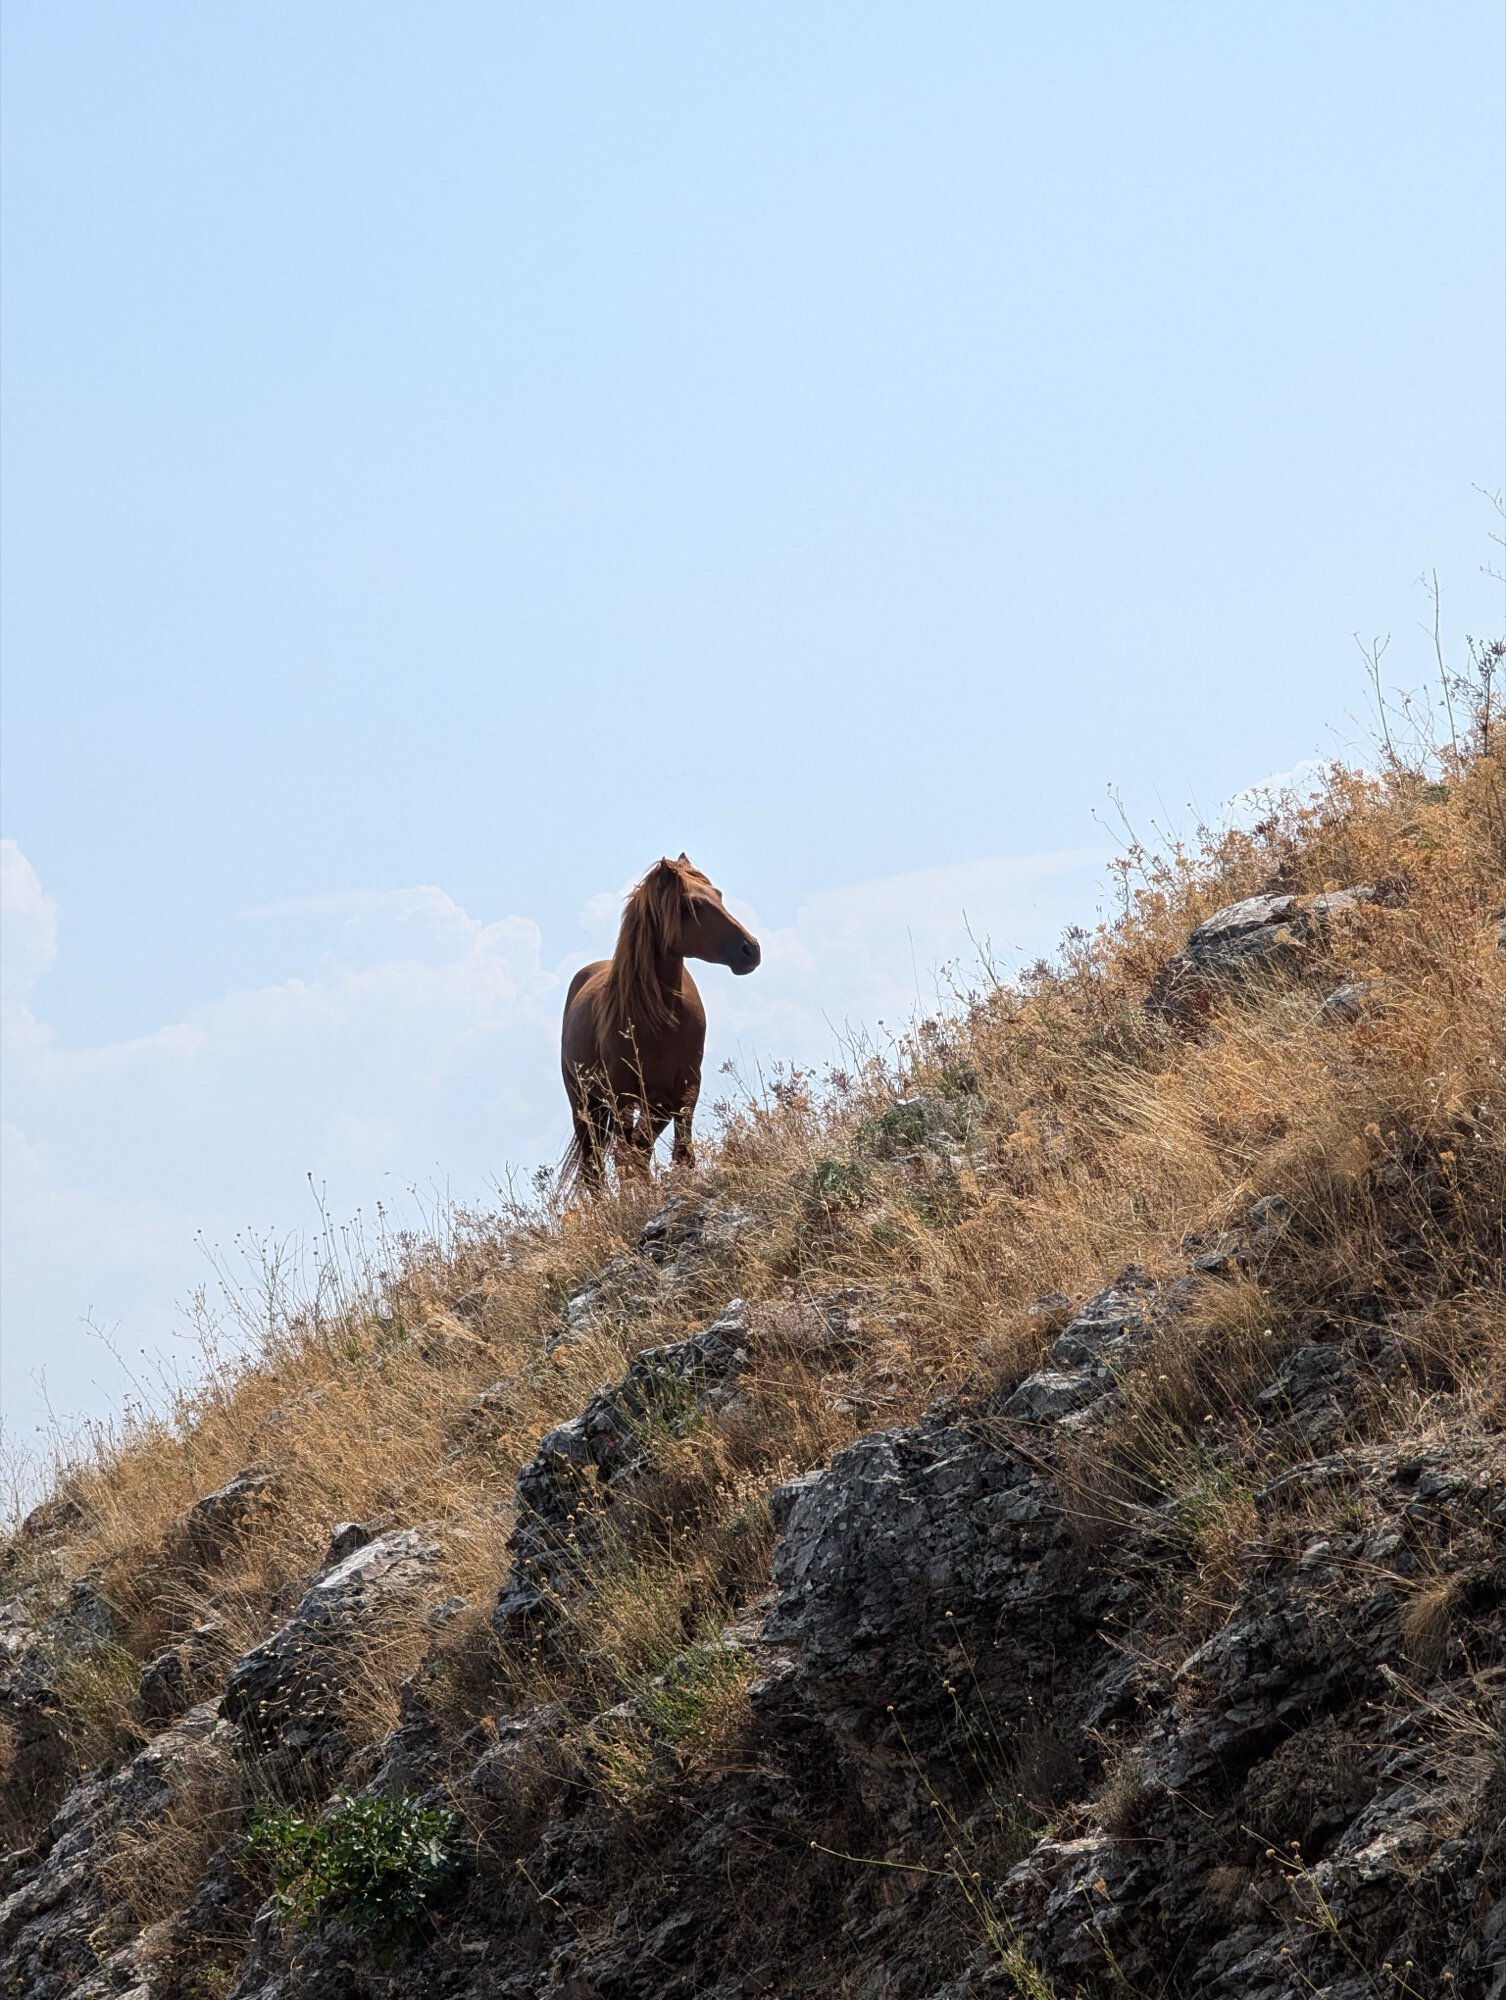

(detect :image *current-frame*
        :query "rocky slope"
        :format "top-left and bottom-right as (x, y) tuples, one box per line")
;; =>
(4, 742), (1504, 1999)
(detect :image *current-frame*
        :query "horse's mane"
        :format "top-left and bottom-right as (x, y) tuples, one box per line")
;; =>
(603, 856), (703, 1045)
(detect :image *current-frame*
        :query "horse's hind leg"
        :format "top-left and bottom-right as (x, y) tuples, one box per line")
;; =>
(566, 1078), (611, 1196)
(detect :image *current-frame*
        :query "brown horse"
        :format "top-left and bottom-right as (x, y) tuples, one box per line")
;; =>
(561, 854), (761, 1192)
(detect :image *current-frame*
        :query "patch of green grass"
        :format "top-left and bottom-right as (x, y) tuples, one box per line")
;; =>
(50, 1639), (139, 1727)
(630, 1635), (752, 1749)
(626, 1357), (705, 1459)
(1164, 1448), (1250, 1548)
(590, 1633), (754, 1804)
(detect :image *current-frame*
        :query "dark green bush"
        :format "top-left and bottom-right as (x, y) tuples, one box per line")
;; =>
(248, 1793), (464, 1946)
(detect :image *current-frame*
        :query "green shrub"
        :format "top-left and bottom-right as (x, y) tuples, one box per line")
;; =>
(247, 1793), (464, 1945)
(801, 1155), (871, 1218)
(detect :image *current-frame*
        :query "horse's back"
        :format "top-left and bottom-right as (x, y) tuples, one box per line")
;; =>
(565, 960), (609, 1011)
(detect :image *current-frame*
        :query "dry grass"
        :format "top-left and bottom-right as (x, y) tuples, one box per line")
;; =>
(94, 1745), (238, 1944)
(3, 654), (1503, 1891)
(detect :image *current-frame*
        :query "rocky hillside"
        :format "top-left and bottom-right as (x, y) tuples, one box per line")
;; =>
(3, 670), (1504, 1999)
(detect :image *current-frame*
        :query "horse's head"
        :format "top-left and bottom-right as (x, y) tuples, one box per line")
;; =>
(656, 854), (761, 975)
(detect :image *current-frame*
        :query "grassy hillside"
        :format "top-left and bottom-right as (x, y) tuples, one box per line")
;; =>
(3, 650), (1503, 1999)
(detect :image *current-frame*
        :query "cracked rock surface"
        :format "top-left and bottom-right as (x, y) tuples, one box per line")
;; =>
(493, 1299), (752, 1637)
(1, 1703), (236, 2000)
(219, 1528), (442, 1769)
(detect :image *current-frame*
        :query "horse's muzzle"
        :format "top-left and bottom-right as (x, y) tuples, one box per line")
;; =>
(731, 938), (761, 973)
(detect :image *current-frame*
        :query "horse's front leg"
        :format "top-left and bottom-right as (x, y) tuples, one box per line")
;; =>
(615, 1103), (665, 1182)
(671, 1078), (700, 1169)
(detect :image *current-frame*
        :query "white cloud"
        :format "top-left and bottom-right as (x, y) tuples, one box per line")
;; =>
(577, 889), (625, 939)
(0, 840), (1107, 1478)
(0, 838), (59, 1052)
(709, 850), (1108, 1074)
(0, 869), (565, 1467)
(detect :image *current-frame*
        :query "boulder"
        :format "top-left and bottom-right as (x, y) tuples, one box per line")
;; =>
(220, 1527), (441, 1767)
(0, 1701), (236, 2000)
(552, 1196), (759, 1348)
(859, 1094), (984, 1164)
(138, 1621), (229, 1722)
(754, 1287), (872, 1364)
(186, 1467), (282, 1563)
(761, 1409), (1116, 1748)
(320, 1519), (390, 1569)
(1147, 886), (1378, 1024)
(636, 1192), (756, 1265)
(1003, 1270), (1173, 1424)
(1184, 1191), (1292, 1276)
(1, 1579), (122, 1828)
(1317, 978), (1371, 1024)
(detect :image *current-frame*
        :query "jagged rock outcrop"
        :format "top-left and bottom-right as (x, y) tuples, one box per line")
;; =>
(493, 1299), (753, 1637)
(552, 1195), (758, 1346)
(5, 1279), (1501, 1999)
(186, 1467), (282, 1563)
(765, 1412), (1102, 1714)
(220, 1528), (441, 1770)
(1000, 1267), (1171, 1424)
(0, 1702), (236, 2000)
(994, 1434), (1505, 1999)
(1146, 885), (1384, 1024)
(0, 1579), (120, 1832)
(139, 1621), (230, 1723)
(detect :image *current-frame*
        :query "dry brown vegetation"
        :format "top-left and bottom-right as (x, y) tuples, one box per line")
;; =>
(3, 647), (1503, 1983)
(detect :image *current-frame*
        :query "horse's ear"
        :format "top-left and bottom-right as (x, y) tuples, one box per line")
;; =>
(677, 851), (690, 863)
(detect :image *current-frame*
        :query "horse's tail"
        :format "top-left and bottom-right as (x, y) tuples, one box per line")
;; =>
(558, 1108), (611, 1202)
(559, 1129), (590, 1199)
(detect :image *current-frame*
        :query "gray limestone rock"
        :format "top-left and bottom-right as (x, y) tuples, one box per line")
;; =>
(1317, 978), (1372, 1024)
(321, 1519), (390, 1569)
(636, 1193), (757, 1265)
(551, 1196), (760, 1349)
(220, 1528), (441, 1767)
(186, 1467), (282, 1563)
(0, 1702), (236, 2000)
(138, 1620), (230, 1722)
(1187, 1191), (1292, 1275)
(493, 1301), (752, 1637)
(1003, 1272), (1168, 1424)
(859, 1094), (985, 1164)
(1147, 886), (1378, 1025)
(0, 1579), (123, 1829)
(760, 1409), (1119, 1760)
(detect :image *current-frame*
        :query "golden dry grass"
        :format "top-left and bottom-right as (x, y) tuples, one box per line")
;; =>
(3, 657), (1503, 1873)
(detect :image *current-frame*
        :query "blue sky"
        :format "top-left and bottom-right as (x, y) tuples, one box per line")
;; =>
(2, 3), (1502, 1478)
